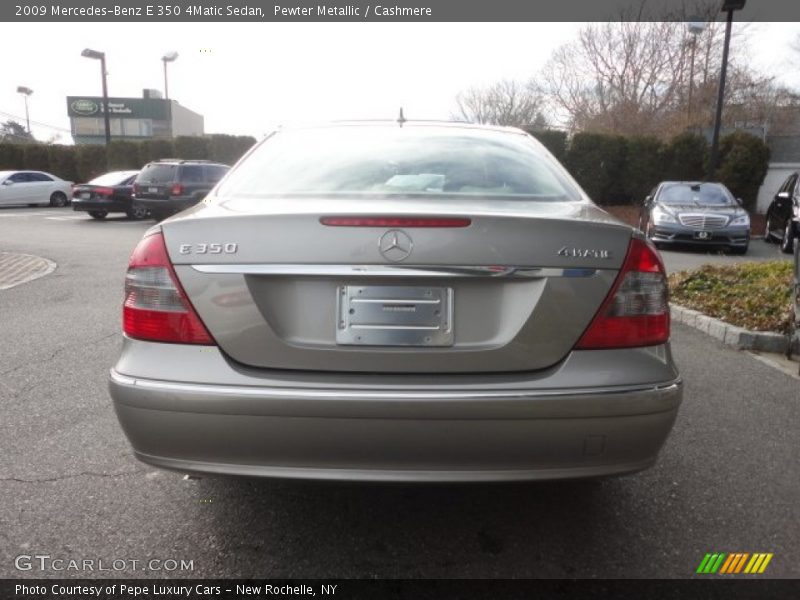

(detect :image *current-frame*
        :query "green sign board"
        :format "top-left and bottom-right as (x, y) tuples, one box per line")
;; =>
(66, 96), (169, 120)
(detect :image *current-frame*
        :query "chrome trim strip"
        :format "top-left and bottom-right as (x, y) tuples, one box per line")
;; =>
(110, 369), (680, 400)
(189, 264), (601, 278)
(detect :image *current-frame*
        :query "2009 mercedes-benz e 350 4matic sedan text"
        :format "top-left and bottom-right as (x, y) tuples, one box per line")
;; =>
(109, 122), (682, 482)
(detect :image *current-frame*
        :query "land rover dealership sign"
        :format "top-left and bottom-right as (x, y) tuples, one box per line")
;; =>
(70, 99), (99, 115)
(66, 96), (168, 119)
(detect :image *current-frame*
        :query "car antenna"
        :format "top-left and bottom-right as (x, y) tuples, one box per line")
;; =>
(397, 107), (406, 127)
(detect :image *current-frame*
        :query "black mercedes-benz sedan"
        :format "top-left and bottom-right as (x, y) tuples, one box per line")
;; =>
(72, 170), (146, 220)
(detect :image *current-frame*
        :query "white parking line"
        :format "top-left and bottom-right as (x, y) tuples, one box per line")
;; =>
(45, 216), (85, 221)
(0, 211), (54, 218)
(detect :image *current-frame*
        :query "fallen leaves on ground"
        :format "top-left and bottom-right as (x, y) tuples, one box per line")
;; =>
(668, 261), (794, 334)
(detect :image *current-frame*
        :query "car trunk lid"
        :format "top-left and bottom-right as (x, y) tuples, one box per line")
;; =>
(162, 197), (632, 373)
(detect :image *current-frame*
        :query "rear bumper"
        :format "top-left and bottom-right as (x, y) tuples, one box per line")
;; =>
(109, 341), (682, 482)
(133, 197), (198, 213)
(72, 199), (129, 212)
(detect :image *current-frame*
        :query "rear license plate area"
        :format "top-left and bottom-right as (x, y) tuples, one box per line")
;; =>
(336, 285), (453, 346)
(80, 192), (91, 199)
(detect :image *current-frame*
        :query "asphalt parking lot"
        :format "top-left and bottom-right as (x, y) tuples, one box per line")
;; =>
(0, 206), (798, 579)
(659, 238), (790, 273)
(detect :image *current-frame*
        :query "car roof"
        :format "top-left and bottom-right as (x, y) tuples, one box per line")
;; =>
(146, 159), (228, 166)
(269, 120), (532, 138)
(101, 169), (139, 175)
(91, 170), (139, 179)
(659, 181), (724, 186)
(0, 170), (60, 178)
(0, 169), (49, 175)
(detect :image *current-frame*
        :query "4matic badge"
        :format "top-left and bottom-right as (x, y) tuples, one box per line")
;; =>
(557, 246), (612, 259)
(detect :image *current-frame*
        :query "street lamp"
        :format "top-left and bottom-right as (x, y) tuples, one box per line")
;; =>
(161, 51), (179, 100)
(686, 18), (706, 125)
(16, 86), (33, 134)
(81, 48), (111, 145)
(708, 0), (747, 180)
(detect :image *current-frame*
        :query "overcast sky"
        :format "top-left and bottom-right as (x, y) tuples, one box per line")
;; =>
(1, 22), (798, 143)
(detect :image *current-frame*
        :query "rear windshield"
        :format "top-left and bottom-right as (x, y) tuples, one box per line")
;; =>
(658, 183), (734, 206)
(137, 164), (177, 184)
(217, 127), (581, 200)
(89, 172), (134, 186)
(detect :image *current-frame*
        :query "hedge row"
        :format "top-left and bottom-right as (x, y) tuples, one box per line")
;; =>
(529, 130), (769, 211)
(0, 134), (257, 184)
(1, 130), (769, 211)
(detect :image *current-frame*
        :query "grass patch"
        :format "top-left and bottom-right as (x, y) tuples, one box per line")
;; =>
(668, 261), (794, 334)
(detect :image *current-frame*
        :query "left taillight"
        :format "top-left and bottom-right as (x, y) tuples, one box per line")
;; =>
(123, 231), (214, 345)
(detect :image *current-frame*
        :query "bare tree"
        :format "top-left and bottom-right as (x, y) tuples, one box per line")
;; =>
(0, 120), (34, 144)
(453, 79), (548, 128)
(722, 72), (800, 136)
(537, 4), (773, 138)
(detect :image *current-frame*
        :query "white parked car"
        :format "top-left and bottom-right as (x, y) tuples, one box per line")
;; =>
(0, 170), (73, 207)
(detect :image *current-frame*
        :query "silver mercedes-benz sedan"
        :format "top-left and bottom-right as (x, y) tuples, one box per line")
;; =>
(109, 122), (682, 482)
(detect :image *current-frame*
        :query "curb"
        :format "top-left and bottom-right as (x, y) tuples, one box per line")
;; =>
(670, 303), (799, 354)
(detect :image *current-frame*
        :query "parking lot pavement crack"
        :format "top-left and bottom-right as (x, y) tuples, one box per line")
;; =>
(0, 331), (119, 377)
(0, 467), (146, 484)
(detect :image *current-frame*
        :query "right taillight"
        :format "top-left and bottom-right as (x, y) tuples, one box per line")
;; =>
(123, 231), (214, 345)
(575, 237), (669, 350)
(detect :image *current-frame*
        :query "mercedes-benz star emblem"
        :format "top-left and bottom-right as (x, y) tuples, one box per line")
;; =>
(378, 229), (413, 262)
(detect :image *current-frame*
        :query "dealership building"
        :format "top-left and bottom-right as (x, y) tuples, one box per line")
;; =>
(67, 90), (204, 144)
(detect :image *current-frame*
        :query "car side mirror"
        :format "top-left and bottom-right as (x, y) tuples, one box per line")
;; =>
(777, 191), (791, 200)
(643, 195), (653, 207)
(2, 180), (13, 186)
(735, 197), (743, 206)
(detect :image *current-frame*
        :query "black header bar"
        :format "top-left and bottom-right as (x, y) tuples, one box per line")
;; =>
(3, 0), (800, 22)
(3, 578), (799, 600)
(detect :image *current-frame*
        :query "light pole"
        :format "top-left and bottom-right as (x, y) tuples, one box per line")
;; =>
(708, 0), (746, 180)
(686, 19), (706, 125)
(16, 86), (33, 134)
(81, 48), (111, 145)
(161, 51), (178, 100)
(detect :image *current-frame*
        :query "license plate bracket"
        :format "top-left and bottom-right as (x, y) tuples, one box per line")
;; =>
(694, 231), (712, 240)
(336, 285), (453, 346)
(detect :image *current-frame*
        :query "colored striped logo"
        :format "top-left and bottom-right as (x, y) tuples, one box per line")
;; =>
(696, 553), (773, 574)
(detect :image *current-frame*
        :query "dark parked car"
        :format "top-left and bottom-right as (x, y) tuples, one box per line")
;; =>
(640, 181), (750, 254)
(795, 243), (800, 337)
(791, 242), (800, 372)
(764, 171), (798, 254)
(132, 159), (230, 220)
(72, 170), (145, 220)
